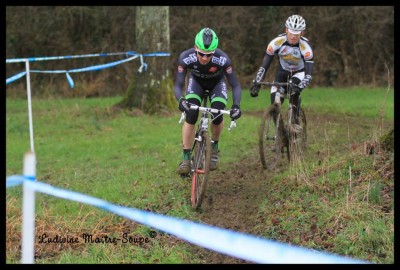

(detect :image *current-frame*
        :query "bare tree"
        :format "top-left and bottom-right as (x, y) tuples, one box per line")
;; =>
(115, 6), (175, 115)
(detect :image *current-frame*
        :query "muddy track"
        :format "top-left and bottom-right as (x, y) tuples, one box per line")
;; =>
(186, 111), (392, 264)
(189, 154), (285, 263)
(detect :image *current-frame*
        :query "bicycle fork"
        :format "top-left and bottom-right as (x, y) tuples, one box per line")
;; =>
(195, 118), (209, 142)
(266, 92), (282, 141)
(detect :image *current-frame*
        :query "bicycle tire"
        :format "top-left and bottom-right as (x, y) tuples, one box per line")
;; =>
(191, 131), (212, 209)
(259, 104), (285, 170)
(287, 107), (307, 164)
(299, 108), (307, 148)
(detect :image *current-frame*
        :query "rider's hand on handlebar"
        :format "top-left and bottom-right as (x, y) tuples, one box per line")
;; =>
(178, 97), (190, 113)
(230, 104), (241, 120)
(250, 80), (261, 97)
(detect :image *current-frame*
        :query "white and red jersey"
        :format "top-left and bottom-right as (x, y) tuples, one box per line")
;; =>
(266, 33), (314, 72)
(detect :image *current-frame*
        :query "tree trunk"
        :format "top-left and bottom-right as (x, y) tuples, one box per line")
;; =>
(115, 6), (175, 115)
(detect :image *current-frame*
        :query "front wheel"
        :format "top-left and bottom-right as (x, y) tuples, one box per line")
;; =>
(259, 105), (284, 170)
(288, 107), (307, 164)
(191, 131), (212, 209)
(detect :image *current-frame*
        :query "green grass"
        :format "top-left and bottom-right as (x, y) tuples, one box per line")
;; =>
(6, 87), (394, 264)
(244, 86), (394, 120)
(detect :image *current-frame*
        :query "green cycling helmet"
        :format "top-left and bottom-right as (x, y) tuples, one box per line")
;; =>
(195, 28), (218, 52)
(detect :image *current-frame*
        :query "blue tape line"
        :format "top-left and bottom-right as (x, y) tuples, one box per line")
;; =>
(142, 52), (170, 57)
(6, 177), (371, 264)
(6, 71), (27, 85)
(22, 55), (139, 88)
(24, 175), (36, 181)
(6, 52), (132, 63)
(6, 175), (25, 188)
(28, 55), (139, 75)
(66, 55), (138, 73)
(66, 72), (74, 88)
(6, 51), (170, 63)
(125, 51), (169, 57)
(6, 51), (170, 85)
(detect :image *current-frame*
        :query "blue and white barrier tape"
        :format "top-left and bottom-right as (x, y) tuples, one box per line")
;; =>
(6, 71), (27, 85)
(6, 176), (370, 264)
(7, 52), (138, 63)
(6, 51), (171, 87)
(28, 55), (139, 88)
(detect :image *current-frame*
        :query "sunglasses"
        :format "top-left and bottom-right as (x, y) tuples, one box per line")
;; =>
(197, 50), (214, 58)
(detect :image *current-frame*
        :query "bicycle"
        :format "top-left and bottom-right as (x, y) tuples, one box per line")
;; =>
(179, 92), (237, 209)
(256, 79), (307, 170)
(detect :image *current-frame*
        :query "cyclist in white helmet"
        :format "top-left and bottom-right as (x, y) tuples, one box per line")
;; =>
(249, 15), (314, 125)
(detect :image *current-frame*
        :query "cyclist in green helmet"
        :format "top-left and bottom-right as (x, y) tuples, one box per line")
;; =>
(175, 27), (242, 175)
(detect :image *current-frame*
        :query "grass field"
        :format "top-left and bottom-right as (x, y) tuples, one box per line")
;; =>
(6, 86), (394, 264)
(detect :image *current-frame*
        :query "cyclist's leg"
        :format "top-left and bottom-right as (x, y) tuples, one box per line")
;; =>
(288, 73), (305, 161)
(209, 80), (228, 142)
(182, 96), (201, 150)
(291, 73), (304, 125)
(210, 100), (225, 142)
(270, 70), (289, 123)
(178, 77), (203, 174)
(209, 80), (228, 171)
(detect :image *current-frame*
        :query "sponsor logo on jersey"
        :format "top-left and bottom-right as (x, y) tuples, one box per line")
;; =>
(300, 43), (306, 51)
(183, 53), (197, 65)
(267, 45), (274, 54)
(292, 48), (301, 58)
(212, 56), (227, 66)
(209, 66), (218, 73)
(274, 38), (285, 46)
(305, 51), (311, 60)
(192, 69), (223, 79)
(178, 65), (184, 73)
(225, 66), (232, 74)
(281, 54), (300, 62)
(221, 81), (228, 99)
(187, 77), (193, 92)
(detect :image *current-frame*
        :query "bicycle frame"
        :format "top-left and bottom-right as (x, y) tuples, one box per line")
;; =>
(178, 95), (236, 209)
(267, 81), (300, 128)
(257, 79), (307, 169)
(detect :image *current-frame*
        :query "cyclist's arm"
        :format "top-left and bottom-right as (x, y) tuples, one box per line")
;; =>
(174, 65), (187, 101)
(256, 53), (274, 82)
(304, 61), (314, 78)
(300, 37), (314, 88)
(225, 68), (242, 106)
(254, 36), (284, 83)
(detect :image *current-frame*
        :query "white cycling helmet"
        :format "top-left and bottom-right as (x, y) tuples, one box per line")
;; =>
(285, 15), (306, 34)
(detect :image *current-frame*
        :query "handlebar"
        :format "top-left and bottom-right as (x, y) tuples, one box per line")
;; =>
(254, 81), (299, 97)
(254, 81), (293, 87)
(178, 104), (237, 131)
(189, 104), (231, 115)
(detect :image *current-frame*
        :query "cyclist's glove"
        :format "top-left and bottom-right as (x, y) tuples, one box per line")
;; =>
(298, 75), (312, 90)
(250, 80), (261, 97)
(178, 97), (190, 113)
(230, 104), (241, 120)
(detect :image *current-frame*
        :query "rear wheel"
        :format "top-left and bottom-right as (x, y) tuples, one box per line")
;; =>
(191, 131), (211, 209)
(259, 105), (284, 170)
